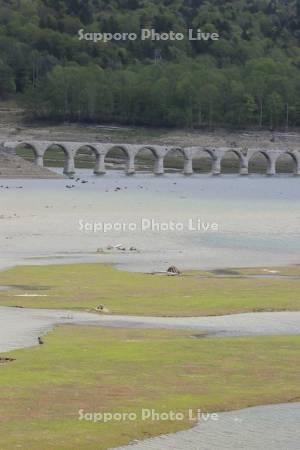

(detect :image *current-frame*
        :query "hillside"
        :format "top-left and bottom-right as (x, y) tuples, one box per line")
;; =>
(0, 0), (299, 128)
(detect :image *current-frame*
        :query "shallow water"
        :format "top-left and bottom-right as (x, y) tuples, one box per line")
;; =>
(0, 171), (300, 272)
(112, 402), (300, 450)
(1, 307), (300, 353)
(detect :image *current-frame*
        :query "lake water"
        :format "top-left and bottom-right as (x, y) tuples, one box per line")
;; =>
(0, 170), (299, 272)
(1, 169), (299, 347)
(1, 307), (300, 352)
(113, 402), (300, 450)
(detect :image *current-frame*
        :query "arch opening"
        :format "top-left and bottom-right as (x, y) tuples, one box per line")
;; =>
(192, 150), (214, 174)
(248, 152), (270, 175)
(43, 144), (68, 173)
(275, 152), (297, 174)
(134, 147), (158, 173)
(164, 149), (185, 173)
(15, 143), (37, 162)
(104, 146), (129, 172)
(221, 150), (241, 174)
(74, 146), (97, 171)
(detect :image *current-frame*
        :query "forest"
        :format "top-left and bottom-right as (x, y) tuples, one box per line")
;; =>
(0, 0), (299, 128)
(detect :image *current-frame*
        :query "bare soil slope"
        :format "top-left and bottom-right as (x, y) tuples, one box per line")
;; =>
(0, 151), (62, 179)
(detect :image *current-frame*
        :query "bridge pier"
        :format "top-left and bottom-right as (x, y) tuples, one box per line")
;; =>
(94, 154), (106, 175)
(184, 158), (193, 176)
(240, 157), (249, 176)
(293, 160), (300, 176)
(154, 157), (164, 176)
(267, 159), (276, 176)
(294, 168), (300, 176)
(63, 155), (75, 176)
(4, 141), (300, 178)
(126, 156), (135, 175)
(212, 157), (221, 176)
(34, 154), (44, 167)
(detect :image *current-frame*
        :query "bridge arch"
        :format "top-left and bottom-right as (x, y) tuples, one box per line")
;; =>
(15, 142), (38, 163)
(275, 151), (299, 175)
(43, 143), (72, 174)
(104, 145), (130, 173)
(134, 146), (159, 173)
(221, 149), (242, 174)
(74, 145), (98, 172)
(192, 148), (215, 174)
(163, 147), (186, 173)
(248, 151), (271, 175)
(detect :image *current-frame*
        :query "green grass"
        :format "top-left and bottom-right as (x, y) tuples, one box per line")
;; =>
(0, 263), (300, 316)
(0, 327), (299, 449)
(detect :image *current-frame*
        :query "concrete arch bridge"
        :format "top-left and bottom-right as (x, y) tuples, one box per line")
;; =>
(3, 141), (300, 176)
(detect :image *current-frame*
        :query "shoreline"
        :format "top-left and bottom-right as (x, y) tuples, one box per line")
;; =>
(1, 110), (300, 148)
(112, 402), (300, 450)
(1, 298), (300, 353)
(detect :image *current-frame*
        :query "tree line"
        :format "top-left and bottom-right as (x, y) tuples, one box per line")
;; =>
(0, 0), (299, 128)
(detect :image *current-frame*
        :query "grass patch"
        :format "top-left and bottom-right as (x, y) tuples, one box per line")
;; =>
(0, 263), (300, 316)
(0, 327), (299, 449)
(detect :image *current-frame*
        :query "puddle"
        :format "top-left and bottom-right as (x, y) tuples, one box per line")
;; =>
(0, 286), (11, 291)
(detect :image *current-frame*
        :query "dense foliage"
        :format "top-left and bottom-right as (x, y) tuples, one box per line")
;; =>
(0, 0), (299, 127)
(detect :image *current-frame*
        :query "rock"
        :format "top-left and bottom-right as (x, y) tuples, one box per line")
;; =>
(167, 266), (181, 275)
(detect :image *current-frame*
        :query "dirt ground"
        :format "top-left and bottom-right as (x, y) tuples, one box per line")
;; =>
(1, 102), (299, 150)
